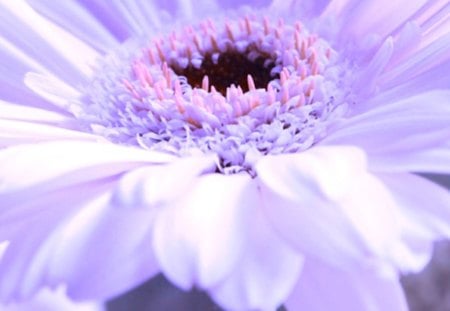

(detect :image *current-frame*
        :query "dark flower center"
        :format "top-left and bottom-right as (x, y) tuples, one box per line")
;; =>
(171, 48), (278, 95)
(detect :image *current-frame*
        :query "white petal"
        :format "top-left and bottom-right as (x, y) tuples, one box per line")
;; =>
(323, 91), (450, 173)
(0, 0), (99, 77)
(48, 193), (159, 300)
(210, 205), (304, 311)
(381, 32), (450, 89)
(0, 119), (101, 147)
(0, 140), (175, 196)
(4, 287), (102, 311)
(378, 173), (450, 270)
(0, 100), (71, 123)
(339, 0), (428, 40)
(152, 173), (256, 290)
(111, 155), (217, 208)
(255, 146), (408, 268)
(285, 259), (408, 311)
(0, 181), (114, 300)
(25, 0), (119, 52)
(24, 72), (82, 111)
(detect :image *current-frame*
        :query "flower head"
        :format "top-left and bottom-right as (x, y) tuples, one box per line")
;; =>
(0, 0), (450, 310)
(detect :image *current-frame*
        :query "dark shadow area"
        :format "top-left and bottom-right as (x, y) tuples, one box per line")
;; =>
(106, 274), (222, 311)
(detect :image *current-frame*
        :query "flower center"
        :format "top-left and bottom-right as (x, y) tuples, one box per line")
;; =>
(83, 15), (350, 174)
(171, 48), (277, 95)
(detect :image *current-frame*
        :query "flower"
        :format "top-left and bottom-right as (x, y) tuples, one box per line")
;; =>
(0, 0), (449, 310)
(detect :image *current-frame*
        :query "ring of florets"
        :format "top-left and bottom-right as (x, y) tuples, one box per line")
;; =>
(84, 15), (346, 174)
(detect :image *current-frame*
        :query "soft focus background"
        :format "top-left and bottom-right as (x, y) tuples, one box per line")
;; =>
(107, 174), (450, 311)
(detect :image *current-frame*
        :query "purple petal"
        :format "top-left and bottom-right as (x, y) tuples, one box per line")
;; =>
(322, 91), (450, 173)
(152, 174), (256, 290)
(111, 155), (217, 208)
(255, 146), (414, 268)
(286, 259), (408, 311)
(210, 204), (303, 311)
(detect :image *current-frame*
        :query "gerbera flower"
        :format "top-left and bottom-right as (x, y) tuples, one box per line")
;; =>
(0, 0), (449, 310)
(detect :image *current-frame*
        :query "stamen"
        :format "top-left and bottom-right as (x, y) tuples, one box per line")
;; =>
(84, 15), (348, 174)
(247, 74), (256, 91)
(202, 75), (209, 91)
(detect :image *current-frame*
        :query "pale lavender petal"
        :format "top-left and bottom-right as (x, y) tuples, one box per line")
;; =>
(4, 287), (102, 311)
(48, 193), (159, 300)
(286, 259), (408, 311)
(0, 141), (175, 196)
(0, 119), (101, 147)
(0, 1), (99, 82)
(0, 100), (71, 123)
(338, 0), (429, 41)
(269, 0), (331, 19)
(381, 33), (450, 90)
(379, 173), (450, 241)
(255, 146), (416, 268)
(75, 0), (131, 40)
(152, 174), (255, 290)
(322, 91), (450, 173)
(111, 155), (216, 208)
(25, 0), (120, 52)
(0, 180), (114, 300)
(210, 205), (304, 311)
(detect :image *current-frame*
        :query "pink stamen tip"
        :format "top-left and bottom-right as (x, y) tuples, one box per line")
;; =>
(295, 31), (302, 51)
(123, 79), (142, 100)
(210, 34), (219, 50)
(202, 75), (210, 91)
(148, 49), (156, 65)
(206, 18), (216, 31)
(193, 34), (202, 51)
(247, 74), (256, 91)
(245, 16), (252, 35)
(170, 36), (177, 51)
(306, 80), (315, 97)
(300, 41), (307, 59)
(263, 17), (270, 35)
(225, 22), (235, 41)
(155, 41), (165, 61)
(281, 85), (289, 104)
(175, 94), (186, 113)
(308, 50), (317, 65)
(267, 85), (276, 104)
(154, 83), (165, 100)
(311, 62), (319, 75)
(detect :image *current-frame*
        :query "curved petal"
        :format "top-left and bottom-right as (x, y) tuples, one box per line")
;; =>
(322, 91), (450, 173)
(210, 205), (303, 311)
(285, 259), (408, 311)
(25, 0), (120, 52)
(152, 173), (255, 290)
(111, 155), (217, 208)
(48, 193), (159, 300)
(0, 180), (114, 301)
(0, 140), (175, 197)
(255, 145), (413, 269)
(377, 173), (450, 271)
(0, 0), (99, 82)
(0, 39), (59, 111)
(0, 120), (101, 147)
(4, 287), (102, 311)
(0, 100), (72, 124)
